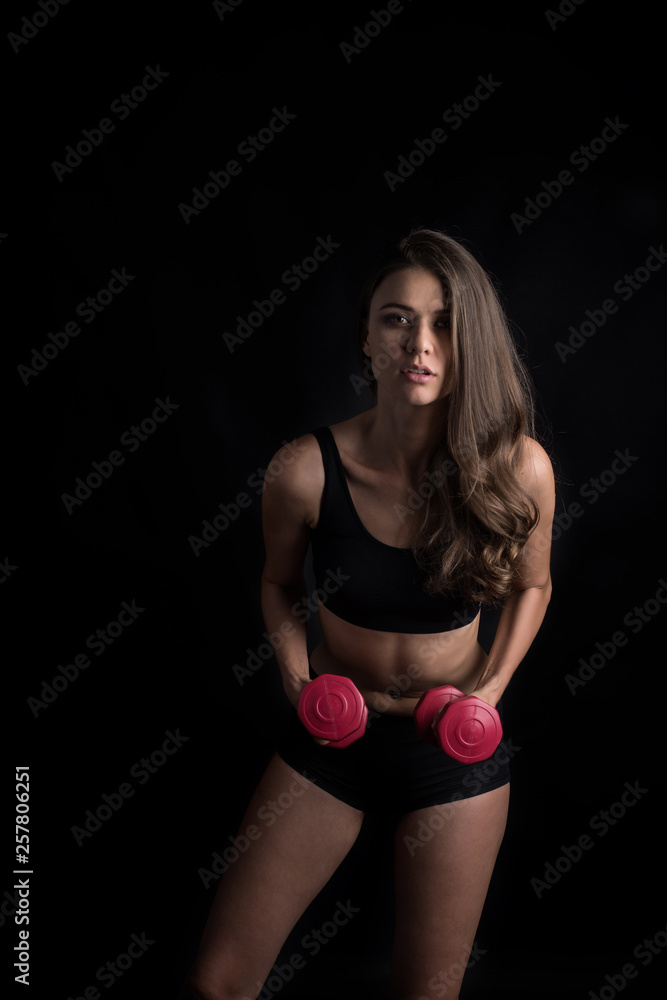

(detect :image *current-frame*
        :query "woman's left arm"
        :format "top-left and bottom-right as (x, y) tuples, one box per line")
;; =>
(471, 436), (556, 707)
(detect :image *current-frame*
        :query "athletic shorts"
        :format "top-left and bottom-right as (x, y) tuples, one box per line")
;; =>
(276, 697), (511, 815)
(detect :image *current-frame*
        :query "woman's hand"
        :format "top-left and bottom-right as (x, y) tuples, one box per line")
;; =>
(286, 673), (331, 745)
(468, 678), (502, 708)
(284, 673), (310, 712)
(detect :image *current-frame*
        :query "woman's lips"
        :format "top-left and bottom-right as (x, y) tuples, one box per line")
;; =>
(401, 368), (435, 384)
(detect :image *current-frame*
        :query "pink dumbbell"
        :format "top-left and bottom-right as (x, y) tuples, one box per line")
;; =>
(414, 685), (502, 763)
(414, 685), (463, 747)
(297, 674), (368, 749)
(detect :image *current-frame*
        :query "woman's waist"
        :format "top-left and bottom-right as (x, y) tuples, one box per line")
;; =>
(309, 634), (489, 717)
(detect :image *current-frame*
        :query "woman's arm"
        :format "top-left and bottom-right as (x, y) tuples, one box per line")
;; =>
(471, 436), (556, 706)
(260, 435), (323, 710)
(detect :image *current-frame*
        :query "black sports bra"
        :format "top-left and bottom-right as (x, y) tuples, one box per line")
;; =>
(309, 426), (481, 633)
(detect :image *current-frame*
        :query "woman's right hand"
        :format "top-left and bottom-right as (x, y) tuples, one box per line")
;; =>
(284, 673), (311, 713)
(286, 673), (331, 745)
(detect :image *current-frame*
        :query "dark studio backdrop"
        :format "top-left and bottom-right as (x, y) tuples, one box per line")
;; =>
(5, 1), (666, 997)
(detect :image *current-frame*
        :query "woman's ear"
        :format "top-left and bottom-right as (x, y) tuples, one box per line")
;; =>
(361, 321), (370, 357)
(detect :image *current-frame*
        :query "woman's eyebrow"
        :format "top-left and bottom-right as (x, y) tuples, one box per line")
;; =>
(377, 301), (449, 313)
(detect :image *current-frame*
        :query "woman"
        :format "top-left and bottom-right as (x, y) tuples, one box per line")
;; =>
(181, 228), (555, 999)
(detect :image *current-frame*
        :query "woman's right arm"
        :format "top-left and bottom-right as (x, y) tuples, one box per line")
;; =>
(260, 435), (323, 711)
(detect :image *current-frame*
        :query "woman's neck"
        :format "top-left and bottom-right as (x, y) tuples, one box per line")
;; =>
(361, 399), (448, 480)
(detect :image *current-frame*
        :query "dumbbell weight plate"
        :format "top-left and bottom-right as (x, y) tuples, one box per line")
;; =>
(436, 696), (502, 763)
(298, 674), (368, 748)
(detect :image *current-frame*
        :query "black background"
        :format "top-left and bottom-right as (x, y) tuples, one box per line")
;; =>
(5, 0), (666, 997)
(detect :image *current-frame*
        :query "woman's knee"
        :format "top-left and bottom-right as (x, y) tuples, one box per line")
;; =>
(176, 974), (214, 1000)
(176, 978), (210, 1000)
(177, 970), (253, 1000)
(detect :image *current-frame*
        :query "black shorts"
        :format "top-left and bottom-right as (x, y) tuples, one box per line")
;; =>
(276, 698), (511, 815)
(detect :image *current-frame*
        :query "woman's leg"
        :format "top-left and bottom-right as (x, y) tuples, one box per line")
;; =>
(180, 752), (365, 1000)
(389, 783), (510, 1000)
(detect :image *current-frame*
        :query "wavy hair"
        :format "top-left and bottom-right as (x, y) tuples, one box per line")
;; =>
(354, 228), (540, 604)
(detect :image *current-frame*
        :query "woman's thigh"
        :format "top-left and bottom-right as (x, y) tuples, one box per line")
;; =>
(186, 752), (365, 999)
(390, 782), (510, 1000)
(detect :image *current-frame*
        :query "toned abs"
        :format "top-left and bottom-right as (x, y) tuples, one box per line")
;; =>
(310, 604), (489, 716)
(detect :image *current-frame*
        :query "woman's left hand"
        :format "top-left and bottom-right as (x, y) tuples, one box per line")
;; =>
(468, 679), (502, 708)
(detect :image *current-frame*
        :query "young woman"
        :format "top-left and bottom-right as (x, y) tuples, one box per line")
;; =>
(180, 228), (555, 1000)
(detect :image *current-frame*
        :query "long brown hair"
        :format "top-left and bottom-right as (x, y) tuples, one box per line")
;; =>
(354, 227), (540, 604)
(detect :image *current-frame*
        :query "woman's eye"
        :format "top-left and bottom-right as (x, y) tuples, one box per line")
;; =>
(382, 314), (449, 329)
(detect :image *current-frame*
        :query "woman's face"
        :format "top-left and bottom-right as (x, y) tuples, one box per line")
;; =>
(362, 267), (453, 405)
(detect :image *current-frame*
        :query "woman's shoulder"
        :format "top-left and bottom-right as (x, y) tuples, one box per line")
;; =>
(263, 412), (372, 515)
(265, 432), (324, 490)
(517, 434), (555, 499)
(518, 434), (553, 469)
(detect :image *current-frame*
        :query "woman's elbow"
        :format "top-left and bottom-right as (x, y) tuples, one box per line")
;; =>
(537, 576), (553, 606)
